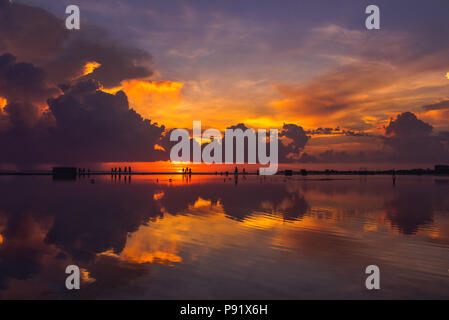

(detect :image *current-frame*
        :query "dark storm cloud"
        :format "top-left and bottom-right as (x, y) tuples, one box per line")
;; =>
(44, 79), (166, 163)
(0, 76), (167, 164)
(0, 53), (57, 130)
(382, 112), (448, 162)
(0, 0), (160, 165)
(300, 112), (449, 164)
(0, 0), (153, 87)
(278, 123), (310, 162)
(45, 30), (154, 88)
(385, 112), (433, 138)
(0, 53), (57, 104)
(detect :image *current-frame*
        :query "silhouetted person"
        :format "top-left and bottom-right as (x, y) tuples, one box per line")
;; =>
(243, 168), (246, 175)
(235, 167), (238, 175)
(124, 167), (127, 173)
(119, 168), (122, 174)
(189, 168), (192, 175)
(129, 166), (131, 173)
(393, 170), (396, 186)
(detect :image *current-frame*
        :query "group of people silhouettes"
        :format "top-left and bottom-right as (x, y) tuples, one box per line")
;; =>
(182, 167), (192, 175)
(111, 167), (132, 174)
(78, 168), (90, 175)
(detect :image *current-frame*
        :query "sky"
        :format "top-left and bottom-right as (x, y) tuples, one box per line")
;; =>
(0, 0), (448, 168)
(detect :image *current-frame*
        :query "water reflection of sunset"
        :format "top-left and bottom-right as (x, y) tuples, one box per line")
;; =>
(1, 175), (449, 299)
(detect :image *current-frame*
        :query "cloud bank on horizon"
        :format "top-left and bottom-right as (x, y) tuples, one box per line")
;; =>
(0, 0), (448, 167)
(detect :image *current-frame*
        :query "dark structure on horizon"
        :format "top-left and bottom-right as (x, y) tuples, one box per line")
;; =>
(52, 167), (77, 180)
(435, 165), (449, 174)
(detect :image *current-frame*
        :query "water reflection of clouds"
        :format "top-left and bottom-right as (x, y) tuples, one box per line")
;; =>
(0, 175), (448, 298)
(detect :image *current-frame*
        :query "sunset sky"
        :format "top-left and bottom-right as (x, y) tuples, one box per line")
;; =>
(1, 0), (448, 168)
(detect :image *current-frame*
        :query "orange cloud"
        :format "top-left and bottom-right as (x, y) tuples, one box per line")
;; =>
(81, 61), (101, 77)
(0, 97), (6, 111)
(106, 80), (184, 127)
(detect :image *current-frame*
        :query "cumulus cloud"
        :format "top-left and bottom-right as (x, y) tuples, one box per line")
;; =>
(44, 33), (154, 88)
(0, 53), (58, 131)
(0, 0), (153, 88)
(0, 1), (160, 166)
(382, 112), (448, 162)
(46, 80), (166, 163)
(298, 112), (449, 164)
(0, 76), (167, 164)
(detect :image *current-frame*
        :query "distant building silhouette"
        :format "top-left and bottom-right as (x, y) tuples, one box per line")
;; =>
(52, 167), (77, 180)
(435, 165), (449, 174)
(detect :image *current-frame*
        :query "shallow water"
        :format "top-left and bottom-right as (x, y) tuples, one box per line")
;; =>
(0, 174), (448, 299)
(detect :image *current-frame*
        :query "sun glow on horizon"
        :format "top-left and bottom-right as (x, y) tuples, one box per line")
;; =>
(0, 97), (6, 111)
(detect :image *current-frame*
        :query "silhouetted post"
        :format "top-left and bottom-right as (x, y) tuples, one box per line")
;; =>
(392, 169), (396, 186)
